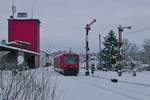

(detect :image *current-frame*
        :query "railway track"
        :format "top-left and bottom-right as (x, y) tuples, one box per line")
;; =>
(93, 75), (150, 87)
(89, 75), (150, 96)
(68, 75), (150, 100)
(77, 72), (150, 87)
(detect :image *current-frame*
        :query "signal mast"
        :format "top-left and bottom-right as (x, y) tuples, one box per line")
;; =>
(117, 25), (131, 76)
(85, 19), (96, 76)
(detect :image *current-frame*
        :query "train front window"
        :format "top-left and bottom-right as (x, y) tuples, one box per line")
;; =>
(64, 55), (78, 64)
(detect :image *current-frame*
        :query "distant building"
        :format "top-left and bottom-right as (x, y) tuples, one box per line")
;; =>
(40, 50), (51, 67)
(79, 53), (99, 69)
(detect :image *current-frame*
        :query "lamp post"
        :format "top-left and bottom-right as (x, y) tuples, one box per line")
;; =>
(99, 34), (102, 70)
(85, 19), (96, 76)
(117, 25), (131, 76)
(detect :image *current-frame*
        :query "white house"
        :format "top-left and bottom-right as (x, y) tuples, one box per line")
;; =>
(40, 50), (51, 67)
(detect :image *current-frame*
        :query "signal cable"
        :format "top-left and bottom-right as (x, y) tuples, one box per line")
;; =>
(125, 27), (150, 35)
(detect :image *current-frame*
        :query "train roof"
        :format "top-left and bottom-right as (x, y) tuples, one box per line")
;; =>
(54, 52), (79, 58)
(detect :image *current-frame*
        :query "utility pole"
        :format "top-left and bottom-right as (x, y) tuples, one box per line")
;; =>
(117, 25), (131, 76)
(98, 34), (102, 70)
(85, 19), (96, 76)
(69, 47), (72, 53)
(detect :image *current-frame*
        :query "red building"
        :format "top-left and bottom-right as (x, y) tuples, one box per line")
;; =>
(8, 19), (40, 53)
(8, 19), (40, 67)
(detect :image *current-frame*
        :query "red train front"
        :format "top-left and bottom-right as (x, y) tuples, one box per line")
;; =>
(54, 53), (79, 76)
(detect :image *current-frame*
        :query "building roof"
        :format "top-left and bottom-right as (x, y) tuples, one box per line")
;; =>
(8, 18), (41, 23)
(0, 44), (39, 55)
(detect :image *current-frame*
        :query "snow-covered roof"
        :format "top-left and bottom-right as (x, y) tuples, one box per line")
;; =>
(0, 44), (39, 55)
(8, 40), (31, 45)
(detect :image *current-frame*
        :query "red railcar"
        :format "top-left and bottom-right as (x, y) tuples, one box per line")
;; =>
(54, 53), (79, 75)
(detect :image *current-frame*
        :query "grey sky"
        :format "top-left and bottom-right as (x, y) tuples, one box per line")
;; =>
(0, 0), (150, 53)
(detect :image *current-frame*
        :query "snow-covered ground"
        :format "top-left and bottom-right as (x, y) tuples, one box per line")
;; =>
(1, 67), (150, 100)
(55, 68), (150, 100)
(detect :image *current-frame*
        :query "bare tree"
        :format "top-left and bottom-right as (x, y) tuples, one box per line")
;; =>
(122, 39), (139, 63)
(141, 39), (150, 64)
(0, 67), (61, 100)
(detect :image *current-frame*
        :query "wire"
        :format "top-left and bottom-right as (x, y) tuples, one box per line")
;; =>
(125, 27), (150, 34)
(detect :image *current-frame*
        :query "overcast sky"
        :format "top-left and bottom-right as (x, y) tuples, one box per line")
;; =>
(0, 0), (150, 53)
